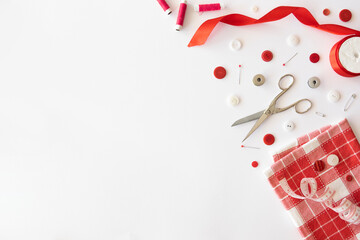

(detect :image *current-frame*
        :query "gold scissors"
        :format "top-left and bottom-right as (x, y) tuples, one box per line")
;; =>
(231, 74), (312, 142)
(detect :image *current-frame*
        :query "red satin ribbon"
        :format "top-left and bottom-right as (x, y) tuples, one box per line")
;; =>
(188, 6), (360, 47)
(330, 36), (360, 77)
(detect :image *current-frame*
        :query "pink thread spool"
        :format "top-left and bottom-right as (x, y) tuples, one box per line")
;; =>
(175, 0), (187, 31)
(157, 0), (172, 15)
(194, 3), (224, 12)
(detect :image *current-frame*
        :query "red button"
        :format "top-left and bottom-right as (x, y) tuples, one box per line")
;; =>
(214, 66), (226, 79)
(263, 134), (275, 145)
(261, 50), (273, 62)
(314, 160), (325, 172)
(346, 175), (353, 182)
(339, 9), (352, 22)
(252, 161), (259, 168)
(323, 8), (330, 16)
(309, 53), (320, 63)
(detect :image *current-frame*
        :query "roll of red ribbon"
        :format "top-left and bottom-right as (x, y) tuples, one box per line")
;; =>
(330, 35), (360, 77)
(188, 6), (360, 77)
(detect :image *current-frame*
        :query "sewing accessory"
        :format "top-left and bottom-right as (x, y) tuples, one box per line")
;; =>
(263, 134), (275, 145)
(286, 35), (300, 47)
(231, 74), (312, 142)
(156, 0), (172, 15)
(315, 111), (326, 117)
(241, 145), (260, 149)
(261, 50), (273, 62)
(251, 6), (259, 13)
(283, 121), (295, 132)
(323, 8), (330, 16)
(238, 65), (242, 84)
(327, 154), (339, 166)
(194, 3), (224, 12)
(214, 66), (226, 79)
(339, 9), (352, 22)
(346, 175), (353, 182)
(229, 39), (242, 51)
(228, 95), (240, 106)
(344, 94), (357, 111)
(251, 161), (259, 168)
(188, 6), (360, 77)
(330, 36), (360, 77)
(282, 52), (298, 66)
(327, 90), (341, 103)
(314, 160), (325, 172)
(307, 76), (320, 88)
(175, 0), (187, 31)
(266, 119), (360, 238)
(309, 53), (320, 63)
(252, 74), (265, 86)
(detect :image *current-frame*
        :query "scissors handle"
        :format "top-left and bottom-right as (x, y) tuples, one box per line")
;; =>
(275, 98), (312, 114)
(278, 74), (295, 90)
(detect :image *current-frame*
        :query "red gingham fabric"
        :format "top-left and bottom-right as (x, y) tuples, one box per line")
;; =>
(266, 119), (360, 240)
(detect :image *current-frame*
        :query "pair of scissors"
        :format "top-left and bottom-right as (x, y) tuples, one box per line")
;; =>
(231, 74), (312, 142)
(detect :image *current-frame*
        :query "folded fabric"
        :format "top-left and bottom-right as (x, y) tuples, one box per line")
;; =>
(265, 119), (360, 240)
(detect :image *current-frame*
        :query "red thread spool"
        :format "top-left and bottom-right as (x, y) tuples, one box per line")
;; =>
(195, 3), (224, 12)
(330, 35), (360, 77)
(157, 0), (172, 15)
(175, 0), (188, 31)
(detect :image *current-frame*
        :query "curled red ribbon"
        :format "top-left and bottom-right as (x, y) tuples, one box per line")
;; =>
(188, 6), (360, 47)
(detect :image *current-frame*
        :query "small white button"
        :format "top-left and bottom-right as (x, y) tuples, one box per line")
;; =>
(327, 154), (339, 166)
(251, 5), (259, 13)
(283, 121), (295, 131)
(286, 34), (300, 47)
(229, 39), (242, 51)
(327, 90), (341, 103)
(228, 95), (240, 106)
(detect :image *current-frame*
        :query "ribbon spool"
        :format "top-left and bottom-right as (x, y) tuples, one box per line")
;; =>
(188, 6), (360, 78)
(330, 35), (360, 77)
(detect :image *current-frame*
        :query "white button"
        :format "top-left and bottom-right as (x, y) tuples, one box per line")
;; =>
(327, 90), (341, 103)
(327, 154), (339, 166)
(228, 95), (240, 106)
(286, 34), (300, 47)
(251, 5), (259, 13)
(229, 39), (242, 51)
(283, 121), (295, 131)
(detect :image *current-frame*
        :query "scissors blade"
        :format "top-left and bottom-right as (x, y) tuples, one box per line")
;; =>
(231, 110), (265, 127)
(242, 112), (270, 142)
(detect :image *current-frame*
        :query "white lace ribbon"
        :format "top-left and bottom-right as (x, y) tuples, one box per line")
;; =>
(279, 177), (360, 225)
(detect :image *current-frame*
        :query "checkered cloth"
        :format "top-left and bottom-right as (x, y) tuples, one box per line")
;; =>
(265, 119), (360, 240)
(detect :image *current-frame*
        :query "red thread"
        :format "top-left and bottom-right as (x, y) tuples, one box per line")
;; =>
(188, 6), (360, 47)
(157, 0), (171, 14)
(176, 1), (187, 31)
(198, 3), (222, 12)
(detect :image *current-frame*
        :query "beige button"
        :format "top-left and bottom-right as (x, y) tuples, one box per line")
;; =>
(253, 74), (265, 86)
(228, 95), (240, 106)
(327, 154), (339, 166)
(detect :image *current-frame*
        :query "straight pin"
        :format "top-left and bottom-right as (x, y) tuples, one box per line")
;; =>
(241, 145), (260, 149)
(238, 65), (242, 85)
(282, 52), (298, 66)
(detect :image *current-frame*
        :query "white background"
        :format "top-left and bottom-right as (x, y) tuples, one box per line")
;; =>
(1, 0), (360, 239)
